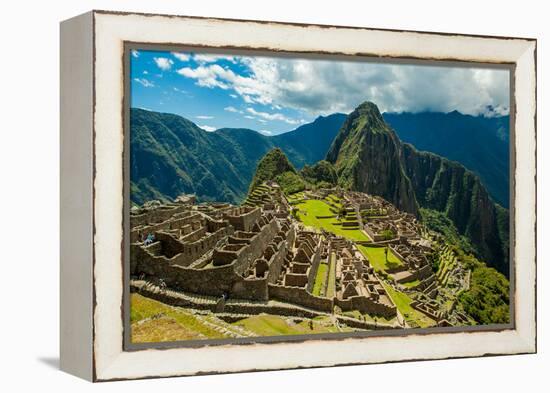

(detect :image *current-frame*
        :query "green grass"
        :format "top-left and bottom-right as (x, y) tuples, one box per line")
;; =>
(343, 310), (396, 325)
(326, 253), (337, 298)
(401, 279), (421, 288)
(312, 263), (328, 296)
(357, 245), (403, 272)
(294, 199), (370, 242)
(130, 294), (227, 342)
(233, 315), (349, 336)
(132, 294), (356, 342)
(381, 283), (436, 328)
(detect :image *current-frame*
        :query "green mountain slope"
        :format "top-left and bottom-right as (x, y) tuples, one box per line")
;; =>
(248, 148), (298, 191)
(384, 111), (510, 207)
(300, 160), (338, 187)
(130, 109), (271, 205)
(402, 143), (508, 274)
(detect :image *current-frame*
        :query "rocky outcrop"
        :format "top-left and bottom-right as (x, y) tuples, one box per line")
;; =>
(326, 101), (419, 215)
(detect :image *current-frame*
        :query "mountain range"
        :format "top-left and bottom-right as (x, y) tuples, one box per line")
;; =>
(130, 108), (346, 205)
(130, 104), (510, 275)
(131, 108), (509, 207)
(383, 111), (510, 208)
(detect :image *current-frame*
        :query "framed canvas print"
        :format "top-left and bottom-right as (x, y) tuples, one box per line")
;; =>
(60, 10), (537, 381)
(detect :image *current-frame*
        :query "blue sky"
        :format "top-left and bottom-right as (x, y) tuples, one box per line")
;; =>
(130, 49), (510, 135)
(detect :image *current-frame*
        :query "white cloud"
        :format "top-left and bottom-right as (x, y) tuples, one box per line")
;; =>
(176, 56), (510, 116)
(194, 54), (236, 63)
(172, 52), (190, 62)
(133, 78), (155, 88)
(244, 115), (255, 119)
(259, 129), (273, 135)
(230, 94), (238, 99)
(246, 107), (299, 125)
(196, 115), (214, 119)
(154, 57), (174, 71)
(131, 50), (139, 58)
(224, 106), (240, 113)
(143, 70), (148, 75)
(177, 65), (231, 89)
(198, 125), (216, 132)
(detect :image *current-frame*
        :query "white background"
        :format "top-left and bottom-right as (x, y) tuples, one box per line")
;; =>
(0, 0), (546, 391)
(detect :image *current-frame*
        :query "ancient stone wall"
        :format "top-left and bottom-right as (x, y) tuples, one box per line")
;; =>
(130, 204), (192, 228)
(268, 284), (333, 312)
(224, 207), (261, 231)
(130, 283), (216, 312)
(131, 243), (244, 296)
(154, 232), (185, 258)
(334, 296), (397, 318)
(266, 241), (289, 284)
(171, 227), (230, 266)
(130, 211), (203, 243)
(232, 219), (279, 274)
(222, 302), (322, 319)
(416, 264), (433, 280)
(231, 277), (269, 301)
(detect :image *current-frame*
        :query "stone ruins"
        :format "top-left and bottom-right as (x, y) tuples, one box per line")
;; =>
(130, 183), (472, 331)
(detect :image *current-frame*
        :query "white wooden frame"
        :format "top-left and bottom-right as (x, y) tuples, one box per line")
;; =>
(60, 10), (537, 381)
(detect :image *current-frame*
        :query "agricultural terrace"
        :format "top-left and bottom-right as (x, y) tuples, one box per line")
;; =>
(381, 283), (436, 328)
(131, 294), (350, 342)
(437, 244), (458, 287)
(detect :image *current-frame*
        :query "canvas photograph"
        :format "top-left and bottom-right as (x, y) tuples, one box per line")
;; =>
(126, 47), (512, 345)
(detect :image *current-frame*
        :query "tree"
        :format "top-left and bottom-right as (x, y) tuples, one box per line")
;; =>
(381, 229), (395, 240)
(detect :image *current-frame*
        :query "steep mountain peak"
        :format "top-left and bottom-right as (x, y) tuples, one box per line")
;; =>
(347, 101), (393, 137)
(326, 101), (419, 215)
(355, 100), (384, 117)
(262, 148), (295, 171)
